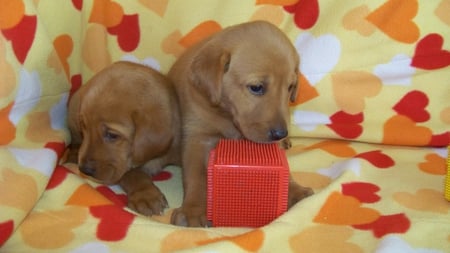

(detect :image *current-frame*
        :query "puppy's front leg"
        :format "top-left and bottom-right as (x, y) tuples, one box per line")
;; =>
(287, 176), (314, 208)
(171, 138), (214, 227)
(120, 169), (168, 216)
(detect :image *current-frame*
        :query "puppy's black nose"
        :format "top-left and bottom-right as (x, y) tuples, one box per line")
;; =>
(79, 163), (96, 176)
(269, 128), (288, 141)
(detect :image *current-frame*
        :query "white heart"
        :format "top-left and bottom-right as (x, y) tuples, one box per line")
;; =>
(8, 147), (57, 177)
(317, 159), (361, 179)
(375, 235), (443, 253)
(292, 110), (331, 132)
(9, 69), (41, 125)
(121, 54), (161, 71)
(50, 93), (69, 130)
(295, 33), (341, 85)
(70, 242), (110, 253)
(373, 54), (416, 86)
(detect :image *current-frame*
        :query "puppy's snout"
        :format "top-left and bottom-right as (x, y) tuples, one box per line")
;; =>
(79, 161), (96, 177)
(269, 128), (288, 141)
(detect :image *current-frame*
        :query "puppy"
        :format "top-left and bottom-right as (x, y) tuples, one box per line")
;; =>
(168, 21), (313, 227)
(67, 61), (180, 216)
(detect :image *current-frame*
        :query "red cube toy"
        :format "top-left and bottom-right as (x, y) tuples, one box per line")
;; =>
(207, 139), (289, 227)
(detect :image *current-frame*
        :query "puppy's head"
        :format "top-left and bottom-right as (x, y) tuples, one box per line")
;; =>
(76, 63), (174, 184)
(190, 21), (299, 143)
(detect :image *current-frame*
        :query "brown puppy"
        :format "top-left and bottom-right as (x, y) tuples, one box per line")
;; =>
(67, 61), (180, 216)
(168, 21), (313, 227)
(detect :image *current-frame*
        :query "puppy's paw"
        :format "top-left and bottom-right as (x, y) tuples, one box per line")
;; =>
(170, 205), (209, 227)
(127, 187), (168, 216)
(288, 182), (314, 209)
(280, 138), (292, 150)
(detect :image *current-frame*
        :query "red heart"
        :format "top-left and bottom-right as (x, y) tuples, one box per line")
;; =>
(355, 150), (395, 168)
(326, 111), (363, 139)
(45, 142), (67, 160)
(46, 165), (70, 190)
(90, 205), (134, 241)
(1, 15), (37, 64)
(72, 0), (83, 10)
(69, 74), (82, 102)
(393, 91), (430, 123)
(152, 171), (172, 181)
(0, 220), (14, 247)
(353, 213), (410, 238)
(96, 186), (128, 207)
(342, 182), (381, 203)
(284, 0), (319, 29)
(107, 14), (140, 52)
(92, 187), (133, 241)
(429, 132), (450, 147)
(411, 33), (450, 70)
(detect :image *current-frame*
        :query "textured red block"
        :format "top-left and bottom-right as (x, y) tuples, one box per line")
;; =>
(207, 139), (289, 227)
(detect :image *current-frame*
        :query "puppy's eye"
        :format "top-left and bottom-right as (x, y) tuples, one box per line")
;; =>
(104, 130), (120, 142)
(247, 84), (265, 95)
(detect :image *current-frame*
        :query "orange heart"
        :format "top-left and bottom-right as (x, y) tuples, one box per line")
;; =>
(332, 71), (382, 114)
(179, 21), (222, 48)
(250, 5), (284, 26)
(435, 0), (450, 26)
(290, 73), (318, 106)
(162, 30), (184, 57)
(161, 230), (211, 252)
(291, 171), (331, 190)
(393, 189), (449, 213)
(256, 0), (298, 5)
(89, 0), (124, 28)
(52, 35), (73, 78)
(366, 0), (419, 43)
(20, 208), (87, 249)
(138, 0), (168, 17)
(0, 102), (16, 145)
(82, 25), (112, 72)
(419, 153), (446, 175)
(383, 115), (432, 145)
(314, 192), (380, 225)
(0, 0), (24, 29)
(290, 225), (363, 253)
(0, 168), (37, 211)
(441, 107), (450, 124)
(306, 140), (357, 157)
(66, 184), (113, 207)
(342, 5), (376, 36)
(0, 38), (16, 99)
(26, 112), (64, 143)
(198, 229), (264, 252)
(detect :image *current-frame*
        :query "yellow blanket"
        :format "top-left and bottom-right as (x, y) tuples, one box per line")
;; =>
(1, 0), (449, 252)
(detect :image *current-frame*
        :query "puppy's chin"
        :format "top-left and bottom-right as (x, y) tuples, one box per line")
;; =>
(85, 166), (125, 185)
(238, 127), (275, 144)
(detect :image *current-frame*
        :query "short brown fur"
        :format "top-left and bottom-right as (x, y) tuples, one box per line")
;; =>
(168, 21), (313, 227)
(67, 61), (180, 216)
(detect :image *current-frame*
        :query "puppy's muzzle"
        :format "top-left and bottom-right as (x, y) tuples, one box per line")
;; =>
(79, 161), (96, 177)
(269, 128), (288, 141)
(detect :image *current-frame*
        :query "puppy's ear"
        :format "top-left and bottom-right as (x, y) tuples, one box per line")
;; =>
(290, 74), (300, 103)
(67, 90), (83, 163)
(190, 42), (231, 105)
(131, 111), (173, 164)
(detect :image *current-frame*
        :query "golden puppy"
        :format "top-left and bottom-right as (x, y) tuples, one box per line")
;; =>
(67, 61), (180, 216)
(168, 21), (313, 227)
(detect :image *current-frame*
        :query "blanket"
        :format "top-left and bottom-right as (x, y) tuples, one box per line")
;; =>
(1, 0), (449, 252)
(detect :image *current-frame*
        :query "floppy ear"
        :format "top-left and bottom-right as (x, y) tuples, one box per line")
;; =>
(290, 73), (300, 103)
(131, 111), (173, 165)
(190, 41), (231, 105)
